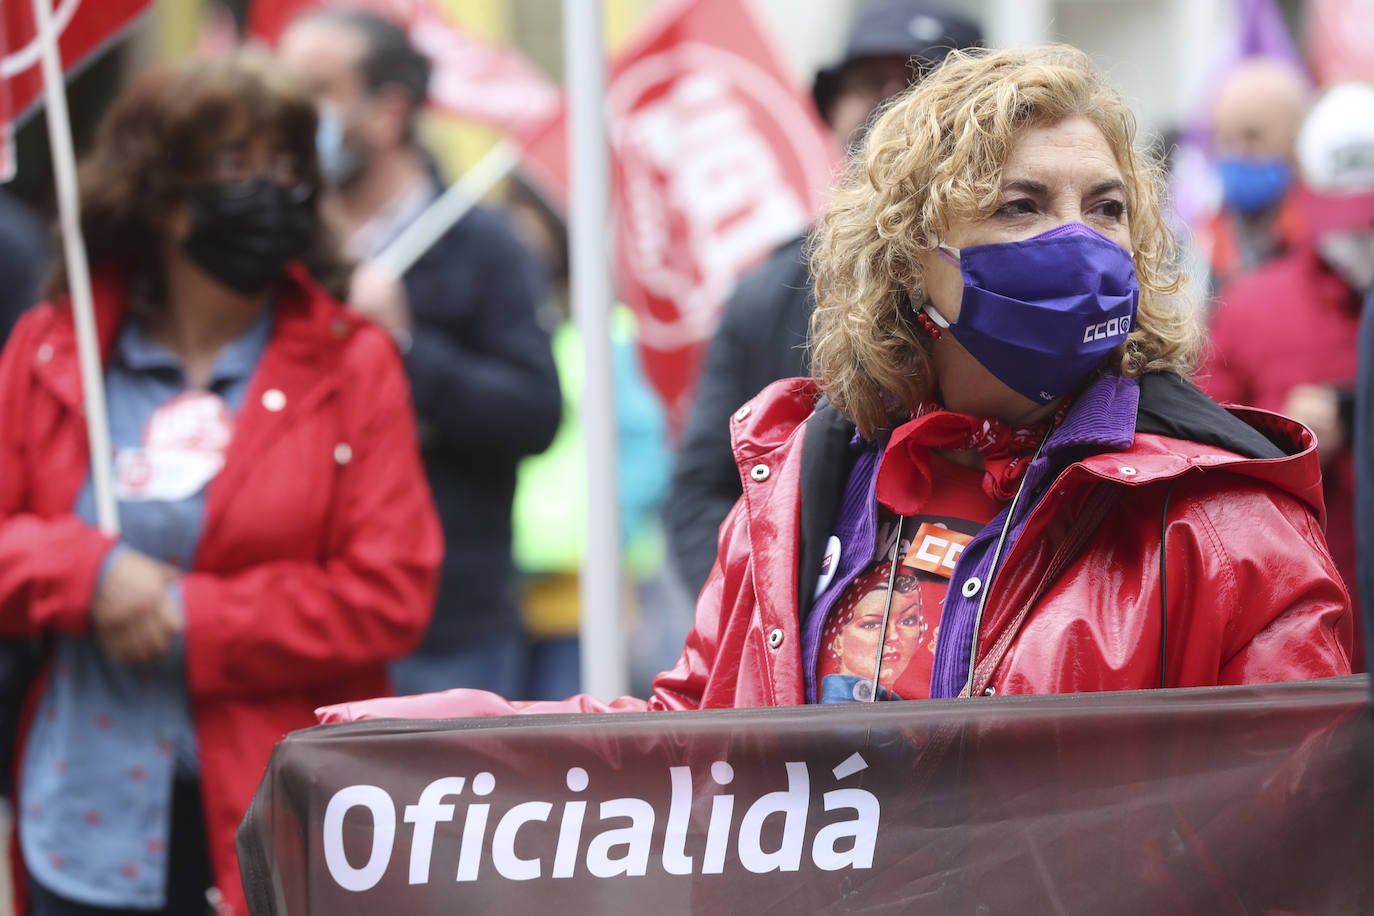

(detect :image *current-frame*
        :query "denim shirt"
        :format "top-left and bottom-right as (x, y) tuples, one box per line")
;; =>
(801, 373), (1140, 702)
(20, 308), (272, 908)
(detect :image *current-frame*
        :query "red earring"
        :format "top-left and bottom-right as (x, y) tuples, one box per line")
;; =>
(916, 310), (942, 340)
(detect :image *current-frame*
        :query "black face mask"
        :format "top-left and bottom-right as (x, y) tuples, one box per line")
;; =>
(181, 179), (316, 294)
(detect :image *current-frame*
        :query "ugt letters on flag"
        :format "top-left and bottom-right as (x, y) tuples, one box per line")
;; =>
(596, 0), (839, 425)
(255, 0), (839, 425)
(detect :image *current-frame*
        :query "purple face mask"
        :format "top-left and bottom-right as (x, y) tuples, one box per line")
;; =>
(923, 222), (1139, 404)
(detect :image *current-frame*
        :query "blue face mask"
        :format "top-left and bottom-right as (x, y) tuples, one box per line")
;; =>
(316, 106), (365, 188)
(923, 222), (1140, 404)
(1216, 156), (1292, 216)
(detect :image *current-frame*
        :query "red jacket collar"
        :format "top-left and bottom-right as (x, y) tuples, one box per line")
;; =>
(734, 375), (1329, 524)
(1079, 404), (1327, 525)
(34, 261), (358, 411)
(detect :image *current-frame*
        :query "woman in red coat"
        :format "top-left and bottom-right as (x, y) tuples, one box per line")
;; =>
(0, 53), (441, 914)
(323, 46), (1349, 722)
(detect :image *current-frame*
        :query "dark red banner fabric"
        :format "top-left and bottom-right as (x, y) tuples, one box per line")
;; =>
(238, 676), (1374, 915)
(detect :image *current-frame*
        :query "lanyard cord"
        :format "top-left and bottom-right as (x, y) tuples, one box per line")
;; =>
(961, 424), (1054, 698)
(866, 515), (906, 702)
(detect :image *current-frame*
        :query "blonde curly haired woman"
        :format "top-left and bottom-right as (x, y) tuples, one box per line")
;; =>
(321, 45), (1350, 726)
(782, 42), (1350, 704)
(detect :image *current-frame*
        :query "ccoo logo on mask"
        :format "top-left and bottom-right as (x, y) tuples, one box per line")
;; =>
(938, 222), (1141, 405)
(1082, 315), (1131, 344)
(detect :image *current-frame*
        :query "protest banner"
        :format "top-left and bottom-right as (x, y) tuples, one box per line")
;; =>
(239, 676), (1374, 914)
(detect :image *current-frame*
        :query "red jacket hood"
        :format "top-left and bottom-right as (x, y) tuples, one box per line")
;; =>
(731, 375), (1329, 525)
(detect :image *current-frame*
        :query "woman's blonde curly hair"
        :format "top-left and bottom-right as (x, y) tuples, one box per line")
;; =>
(809, 45), (1200, 438)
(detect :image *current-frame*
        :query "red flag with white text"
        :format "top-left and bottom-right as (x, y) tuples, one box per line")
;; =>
(249, 0), (559, 143)
(521, 0), (841, 428)
(254, 0), (840, 428)
(618, 0), (838, 426)
(1, 0), (151, 129)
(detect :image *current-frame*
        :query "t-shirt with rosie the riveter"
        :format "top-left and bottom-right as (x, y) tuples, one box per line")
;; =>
(817, 455), (1002, 702)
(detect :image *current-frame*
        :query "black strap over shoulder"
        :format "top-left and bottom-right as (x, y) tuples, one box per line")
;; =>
(796, 398), (858, 624)
(1135, 372), (1287, 460)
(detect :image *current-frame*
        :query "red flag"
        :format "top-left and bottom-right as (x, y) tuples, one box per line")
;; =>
(1307, 0), (1374, 85)
(247, 0), (318, 42)
(532, 0), (841, 428)
(400, 1), (558, 141)
(255, 0), (840, 426)
(250, 0), (559, 142)
(1, 0), (151, 125)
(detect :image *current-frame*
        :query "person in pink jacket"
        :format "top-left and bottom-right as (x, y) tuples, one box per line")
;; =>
(322, 46), (1349, 725)
(0, 52), (441, 915)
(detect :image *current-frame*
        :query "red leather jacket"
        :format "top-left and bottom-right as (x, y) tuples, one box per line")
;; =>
(0, 266), (443, 915)
(321, 374), (1351, 723)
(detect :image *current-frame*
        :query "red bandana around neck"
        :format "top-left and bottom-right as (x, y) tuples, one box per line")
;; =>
(876, 404), (1067, 513)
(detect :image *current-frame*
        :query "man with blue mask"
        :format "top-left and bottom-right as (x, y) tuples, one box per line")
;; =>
(1204, 82), (1374, 665)
(1200, 56), (1310, 293)
(277, 10), (562, 698)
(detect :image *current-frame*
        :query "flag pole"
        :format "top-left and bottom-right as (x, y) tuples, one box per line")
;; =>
(369, 141), (520, 281)
(31, 0), (118, 535)
(564, 0), (626, 700)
